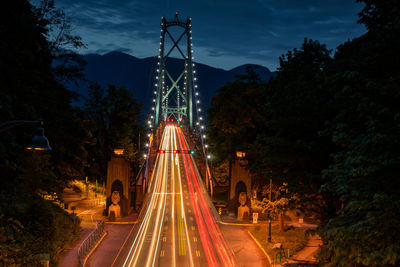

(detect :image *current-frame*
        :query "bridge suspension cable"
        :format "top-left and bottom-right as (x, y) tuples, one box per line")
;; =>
(145, 13), (213, 192)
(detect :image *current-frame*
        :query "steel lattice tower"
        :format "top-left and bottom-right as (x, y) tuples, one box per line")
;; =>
(154, 13), (195, 130)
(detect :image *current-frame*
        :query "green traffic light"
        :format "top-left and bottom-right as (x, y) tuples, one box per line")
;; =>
(190, 150), (195, 155)
(180, 125), (183, 128)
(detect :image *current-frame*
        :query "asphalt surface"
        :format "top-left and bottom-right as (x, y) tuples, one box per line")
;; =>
(112, 125), (237, 267)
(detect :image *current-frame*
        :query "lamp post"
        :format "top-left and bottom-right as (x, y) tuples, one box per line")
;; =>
(0, 120), (51, 150)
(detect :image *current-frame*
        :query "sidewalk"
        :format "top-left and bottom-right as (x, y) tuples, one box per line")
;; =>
(85, 224), (135, 267)
(220, 224), (270, 267)
(219, 214), (321, 267)
(278, 234), (322, 267)
(58, 188), (105, 267)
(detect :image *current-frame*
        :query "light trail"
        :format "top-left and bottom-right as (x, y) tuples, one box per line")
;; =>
(116, 125), (236, 267)
(173, 126), (194, 266)
(147, 126), (170, 267)
(176, 128), (219, 267)
(170, 126), (176, 267)
(176, 126), (238, 267)
(123, 126), (170, 267)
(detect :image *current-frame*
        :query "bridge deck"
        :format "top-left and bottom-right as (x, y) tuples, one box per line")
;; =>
(112, 124), (237, 267)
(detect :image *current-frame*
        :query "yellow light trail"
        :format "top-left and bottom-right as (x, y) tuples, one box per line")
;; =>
(173, 126), (195, 266)
(121, 124), (233, 267)
(170, 126), (176, 267)
(123, 126), (170, 267)
(147, 126), (170, 267)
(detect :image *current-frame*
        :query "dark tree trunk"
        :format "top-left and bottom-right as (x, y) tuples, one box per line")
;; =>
(279, 211), (285, 232)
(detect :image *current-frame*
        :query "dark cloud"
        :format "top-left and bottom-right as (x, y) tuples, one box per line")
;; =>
(52, 0), (366, 70)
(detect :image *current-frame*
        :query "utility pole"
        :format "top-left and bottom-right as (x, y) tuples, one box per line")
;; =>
(268, 178), (272, 242)
(85, 176), (89, 199)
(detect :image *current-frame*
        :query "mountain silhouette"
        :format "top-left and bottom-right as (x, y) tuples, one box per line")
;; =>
(70, 51), (275, 115)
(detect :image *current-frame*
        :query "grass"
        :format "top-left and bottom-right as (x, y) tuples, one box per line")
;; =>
(69, 180), (106, 199)
(249, 224), (308, 264)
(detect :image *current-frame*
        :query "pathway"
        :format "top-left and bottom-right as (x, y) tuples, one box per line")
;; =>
(220, 224), (270, 267)
(58, 188), (105, 267)
(278, 234), (322, 267)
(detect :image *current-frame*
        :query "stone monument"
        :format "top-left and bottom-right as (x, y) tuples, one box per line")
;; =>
(237, 191), (250, 221)
(229, 152), (252, 211)
(108, 191), (121, 219)
(105, 149), (131, 217)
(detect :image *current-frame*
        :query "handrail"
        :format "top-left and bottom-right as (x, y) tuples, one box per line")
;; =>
(77, 221), (104, 267)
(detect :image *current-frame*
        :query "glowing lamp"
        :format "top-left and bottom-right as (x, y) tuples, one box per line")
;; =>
(113, 149), (124, 155)
(236, 151), (246, 158)
(26, 127), (51, 151)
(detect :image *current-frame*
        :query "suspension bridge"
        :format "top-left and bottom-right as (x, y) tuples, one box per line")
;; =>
(111, 13), (238, 267)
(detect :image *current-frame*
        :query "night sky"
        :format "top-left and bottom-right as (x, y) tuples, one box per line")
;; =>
(52, 0), (366, 71)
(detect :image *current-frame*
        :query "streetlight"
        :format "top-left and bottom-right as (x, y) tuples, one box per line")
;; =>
(0, 120), (51, 150)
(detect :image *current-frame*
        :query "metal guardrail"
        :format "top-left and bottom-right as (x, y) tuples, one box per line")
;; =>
(78, 221), (104, 267)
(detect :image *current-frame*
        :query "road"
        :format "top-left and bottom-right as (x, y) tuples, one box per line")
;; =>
(112, 124), (237, 267)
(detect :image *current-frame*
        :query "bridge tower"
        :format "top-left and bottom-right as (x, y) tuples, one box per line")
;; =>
(145, 13), (212, 195)
(154, 13), (195, 130)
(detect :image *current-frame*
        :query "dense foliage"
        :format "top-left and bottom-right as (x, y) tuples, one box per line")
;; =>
(207, 67), (266, 163)
(0, 0), (142, 265)
(83, 82), (142, 180)
(0, 1), (84, 265)
(207, 0), (400, 265)
(317, 1), (400, 265)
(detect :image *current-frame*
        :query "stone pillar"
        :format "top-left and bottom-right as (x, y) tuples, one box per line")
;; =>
(229, 159), (252, 201)
(228, 155), (252, 214)
(106, 156), (131, 217)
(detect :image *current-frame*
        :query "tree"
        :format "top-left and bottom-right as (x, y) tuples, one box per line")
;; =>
(357, 0), (400, 31)
(207, 67), (266, 209)
(0, 0), (84, 264)
(34, 0), (86, 83)
(207, 66), (266, 162)
(247, 39), (335, 221)
(318, 1), (400, 265)
(255, 182), (291, 232)
(82, 83), (143, 181)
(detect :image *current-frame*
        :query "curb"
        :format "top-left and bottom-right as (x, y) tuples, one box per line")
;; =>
(82, 231), (108, 267)
(104, 221), (137, 225)
(219, 221), (255, 226)
(247, 230), (272, 266)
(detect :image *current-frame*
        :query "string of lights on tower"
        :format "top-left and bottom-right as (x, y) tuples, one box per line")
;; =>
(143, 13), (212, 170)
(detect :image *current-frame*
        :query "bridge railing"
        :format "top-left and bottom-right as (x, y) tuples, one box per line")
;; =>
(77, 221), (104, 267)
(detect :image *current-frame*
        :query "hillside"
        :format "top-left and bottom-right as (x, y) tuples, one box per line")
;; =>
(69, 51), (275, 114)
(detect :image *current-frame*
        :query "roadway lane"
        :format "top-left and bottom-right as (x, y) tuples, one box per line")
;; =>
(112, 125), (237, 267)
